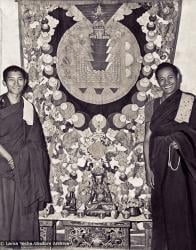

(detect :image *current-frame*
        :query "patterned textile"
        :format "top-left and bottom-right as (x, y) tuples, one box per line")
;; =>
(17, 0), (182, 218)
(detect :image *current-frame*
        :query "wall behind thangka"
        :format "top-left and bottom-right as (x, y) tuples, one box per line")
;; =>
(0, 0), (21, 93)
(0, 6), (2, 84)
(174, 0), (196, 94)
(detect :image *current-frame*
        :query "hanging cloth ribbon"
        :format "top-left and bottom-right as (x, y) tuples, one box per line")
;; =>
(22, 97), (34, 125)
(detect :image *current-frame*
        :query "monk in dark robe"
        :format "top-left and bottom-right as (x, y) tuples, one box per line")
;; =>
(144, 62), (196, 250)
(0, 65), (51, 241)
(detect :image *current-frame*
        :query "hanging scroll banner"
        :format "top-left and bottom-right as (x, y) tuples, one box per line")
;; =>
(17, 0), (182, 222)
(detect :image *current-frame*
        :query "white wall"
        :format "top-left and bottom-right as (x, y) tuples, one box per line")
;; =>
(0, 0), (196, 94)
(0, 0), (21, 94)
(174, 0), (196, 94)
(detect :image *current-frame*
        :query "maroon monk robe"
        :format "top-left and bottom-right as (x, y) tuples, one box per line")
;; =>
(0, 95), (51, 241)
(149, 90), (196, 250)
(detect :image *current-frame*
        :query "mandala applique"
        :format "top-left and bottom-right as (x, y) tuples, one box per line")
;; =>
(56, 6), (141, 104)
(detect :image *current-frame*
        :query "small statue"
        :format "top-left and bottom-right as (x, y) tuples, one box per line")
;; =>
(65, 191), (76, 211)
(63, 171), (78, 213)
(90, 173), (112, 204)
(86, 161), (113, 216)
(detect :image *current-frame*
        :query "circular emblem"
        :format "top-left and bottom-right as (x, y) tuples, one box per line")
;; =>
(57, 21), (141, 104)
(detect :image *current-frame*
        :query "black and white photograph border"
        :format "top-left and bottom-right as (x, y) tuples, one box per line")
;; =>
(0, 0), (196, 249)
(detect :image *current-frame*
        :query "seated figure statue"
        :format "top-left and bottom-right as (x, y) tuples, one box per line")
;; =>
(86, 161), (113, 216)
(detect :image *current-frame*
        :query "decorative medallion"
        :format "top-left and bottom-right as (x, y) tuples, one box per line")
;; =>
(56, 5), (141, 104)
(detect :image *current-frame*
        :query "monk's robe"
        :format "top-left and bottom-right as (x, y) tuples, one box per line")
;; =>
(146, 89), (196, 250)
(0, 94), (51, 241)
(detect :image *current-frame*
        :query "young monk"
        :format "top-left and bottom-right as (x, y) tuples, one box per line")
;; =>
(0, 65), (51, 241)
